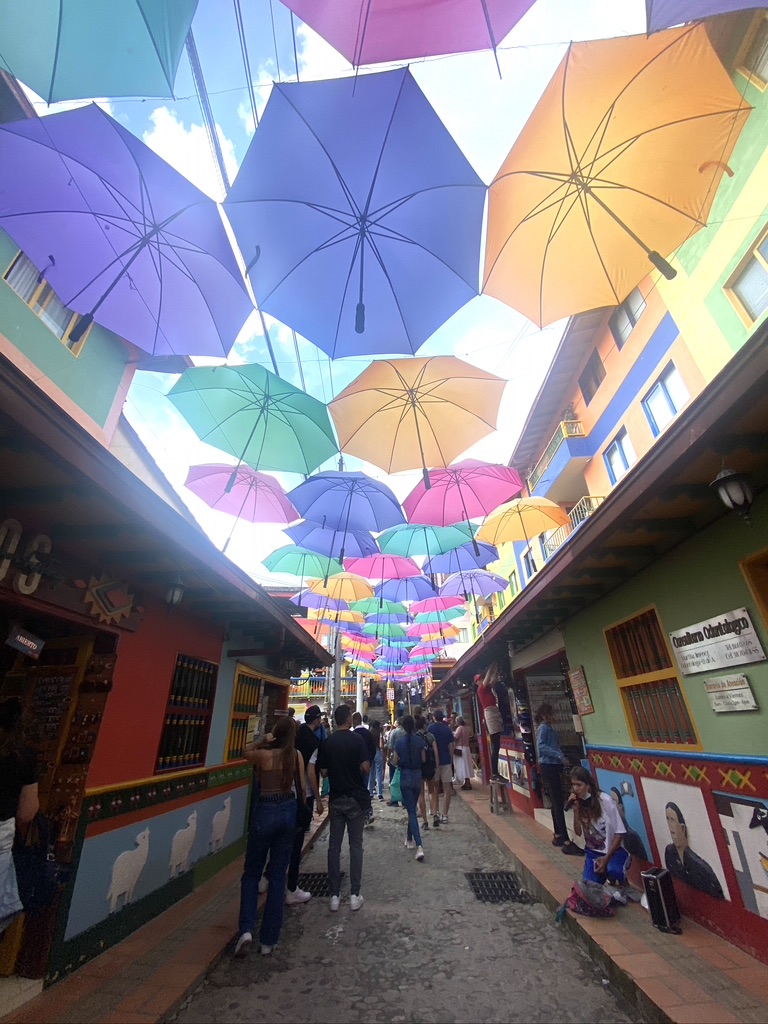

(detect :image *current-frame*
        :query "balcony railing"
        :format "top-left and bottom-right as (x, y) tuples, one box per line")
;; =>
(542, 495), (605, 560)
(528, 419), (585, 492)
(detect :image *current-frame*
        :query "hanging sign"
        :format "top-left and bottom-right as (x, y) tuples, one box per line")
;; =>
(669, 607), (766, 675)
(703, 673), (758, 713)
(568, 666), (594, 716)
(5, 625), (44, 659)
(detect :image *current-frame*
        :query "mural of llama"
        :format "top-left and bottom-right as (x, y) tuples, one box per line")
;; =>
(210, 797), (231, 853)
(106, 828), (150, 913)
(169, 811), (197, 878)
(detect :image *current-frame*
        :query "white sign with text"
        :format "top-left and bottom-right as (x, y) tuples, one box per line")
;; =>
(669, 607), (766, 675)
(703, 674), (758, 713)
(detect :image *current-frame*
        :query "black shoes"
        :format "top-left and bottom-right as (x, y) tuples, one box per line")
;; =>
(561, 841), (585, 856)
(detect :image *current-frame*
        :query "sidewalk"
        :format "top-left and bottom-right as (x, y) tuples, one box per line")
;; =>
(458, 785), (768, 1024)
(0, 815), (328, 1024)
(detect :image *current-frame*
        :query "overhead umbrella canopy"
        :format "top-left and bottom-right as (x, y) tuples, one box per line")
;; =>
(262, 545), (342, 581)
(308, 607), (364, 624)
(423, 539), (499, 575)
(350, 598), (407, 616)
(0, 104), (252, 358)
(439, 569), (509, 597)
(329, 356), (506, 487)
(403, 459), (523, 526)
(378, 522), (474, 559)
(285, 521), (379, 561)
(288, 470), (405, 535)
(307, 572), (375, 602)
(412, 607), (465, 623)
(646, 1), (764, 32)
(291, 591), (349, 612)
(168, 363), (338, 475)
(344, 554), (422, 580)
(362, 621), (408, 639)
(407, 621), (461, 639)
(409, 595), (466, 615)
(476, 496), (570, 547)
(280, 0), (536, 67)
(483, 25), (752, 326)
(375, 575), (437, 603)
(0, 0), (198, 103)
(224, 68), (485, 360)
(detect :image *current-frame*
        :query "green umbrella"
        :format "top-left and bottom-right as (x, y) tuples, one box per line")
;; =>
(412, 607), (465, 624)
(362, 622), (408, 640)
(262, 545), (342, 580)
(168, 363), (338, 477)
(0, 1), (198, 104)
(377, 522), (474, 559)
(350, 598), (407, 616)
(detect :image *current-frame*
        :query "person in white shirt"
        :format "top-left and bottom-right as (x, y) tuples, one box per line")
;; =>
(567, 766), (628, 885)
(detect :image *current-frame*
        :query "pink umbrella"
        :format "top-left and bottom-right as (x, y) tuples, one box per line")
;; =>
(344, 554), (422, 580)
(185, 464), (299, 551)
(403, 459), (523, 527)
(409, 595), (466, 615)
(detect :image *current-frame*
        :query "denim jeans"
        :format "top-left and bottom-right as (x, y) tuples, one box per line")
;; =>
(328, 796), (365, 897)
(239, 797), (296, 946)
(286, 796), (314, 893)
(368, 751), (384, 798)
(400, 768), (422, 847)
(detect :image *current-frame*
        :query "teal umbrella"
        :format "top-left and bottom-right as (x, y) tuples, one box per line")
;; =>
(0, 1), (198, 103)
(350, 598), (407, 616)
(412, 607), (465, 624)
(377, 522), (474, 559)
(262, 546), (342, 580)
(168, 364), (338, 477)
(362, 622), (408, 640)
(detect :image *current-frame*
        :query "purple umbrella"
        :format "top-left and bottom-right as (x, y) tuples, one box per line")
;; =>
(285, 520), (380, 561)
(375, 575), (437, 603)
(0, 104), (252, 357)
(423, 540), (499, 576)
(440, 570), (509, 598)
(646, 0), (764, 31)
(290, 591), (349, 612)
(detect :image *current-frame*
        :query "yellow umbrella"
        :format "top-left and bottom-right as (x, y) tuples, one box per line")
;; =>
(328, 356), (506, 488)
(308, 607), (365, 624)
(483, 25), (751, 327)
(307, 572), (375, 603)
(477, 497), (570, 547)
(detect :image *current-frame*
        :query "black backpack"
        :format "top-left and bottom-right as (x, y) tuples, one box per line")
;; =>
(419, 732), (437, 781)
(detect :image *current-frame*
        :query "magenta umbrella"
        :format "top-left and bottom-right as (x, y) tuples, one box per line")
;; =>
(281, 0), (536, 69)
(403, 459), (523, 527)
(409, 595), (466, 615)
(185, 464), (298, 552)
(344, 554), (422, 580)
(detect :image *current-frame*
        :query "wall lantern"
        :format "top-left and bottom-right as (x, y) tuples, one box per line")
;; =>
(710, 466), (754, 523)
(165, 576), (187, 610)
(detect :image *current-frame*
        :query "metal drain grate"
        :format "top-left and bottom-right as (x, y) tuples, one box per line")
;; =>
(296, 872), (344, 897)
(465, 871), (533, 904)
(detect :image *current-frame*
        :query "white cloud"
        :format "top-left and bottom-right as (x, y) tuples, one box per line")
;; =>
(141, 107), (239, 201)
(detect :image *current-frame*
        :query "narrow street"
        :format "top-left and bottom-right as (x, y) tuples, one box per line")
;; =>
(174, 797), (639, 1024)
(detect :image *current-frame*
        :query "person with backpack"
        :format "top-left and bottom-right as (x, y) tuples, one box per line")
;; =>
(392, 715), (427, 862)
(414, 715), (437, 833)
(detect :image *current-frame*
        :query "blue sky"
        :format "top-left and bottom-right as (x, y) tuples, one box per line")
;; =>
(28, 0), (647, 584)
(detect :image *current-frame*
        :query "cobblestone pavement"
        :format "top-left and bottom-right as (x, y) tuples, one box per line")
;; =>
(174, 794), (641, 1024)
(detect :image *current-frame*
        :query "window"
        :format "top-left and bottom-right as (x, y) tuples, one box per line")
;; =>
(604, 428), (636, 484)
(3, 251), (91, 353)
(605, 609), (700, 748)
(226, 666), (264, 761)
(727, 229), (768, 324)
(643, 363), (690, 436)
(738, 13), (768, 87)
(578, 349), (606, 405)
(156, 655), (218, 771)
(609, 287), (646, 348)
(522, 546), (538, 581)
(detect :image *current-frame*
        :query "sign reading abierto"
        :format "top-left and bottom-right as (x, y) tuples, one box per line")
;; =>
(669, 607), (766, 675)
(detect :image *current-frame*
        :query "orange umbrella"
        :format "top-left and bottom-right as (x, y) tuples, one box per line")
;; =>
(476, 497), (570, 548)
(306, 572), (375, 603)
(483, 25), (751, 327)
(328, 356), (506, 489)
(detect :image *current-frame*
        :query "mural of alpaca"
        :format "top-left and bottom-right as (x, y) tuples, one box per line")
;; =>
(169, 811), (197, 878)
(107, 828), (150, 913)
(210, 797), (231, 853)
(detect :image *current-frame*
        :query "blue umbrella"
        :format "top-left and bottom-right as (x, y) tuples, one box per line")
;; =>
(290, 591), (349, 612)
(285, 521), (379, 562)
(375, 576), (436, 603)
(223, 67), (485, 359)
(646, 0), (763, 32)
(424, 540), (499, 576)
(440, 570), (509, 598)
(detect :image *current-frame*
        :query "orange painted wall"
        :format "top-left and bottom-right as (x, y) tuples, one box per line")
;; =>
(87, 596), (224, 788)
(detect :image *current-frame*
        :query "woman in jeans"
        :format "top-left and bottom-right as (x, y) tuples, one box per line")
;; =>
(235, 717), (305, 958)
(392, 715), (426, 862)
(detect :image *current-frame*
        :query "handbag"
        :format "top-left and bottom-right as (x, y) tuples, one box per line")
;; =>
(294, 759), (312, 830)
(13, 813), (65, 913)
(454, 747), (463, 756)
(390, 768), (402, 803)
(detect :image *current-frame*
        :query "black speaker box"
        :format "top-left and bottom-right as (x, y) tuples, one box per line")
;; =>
(641, 866), (682, 933)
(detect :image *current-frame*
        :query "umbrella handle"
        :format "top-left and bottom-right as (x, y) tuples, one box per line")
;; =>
(355, 302), (365, 334)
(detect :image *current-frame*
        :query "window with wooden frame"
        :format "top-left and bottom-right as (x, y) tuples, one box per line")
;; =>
(578, 348), (606, 406)
(156, 655), (218, 772)
(736, 12), (768, 89)
(3, 251), (92, 354)
(725, 225), (768, 326)
(604, 608), (700, 749)
(226, 665), (263, 761)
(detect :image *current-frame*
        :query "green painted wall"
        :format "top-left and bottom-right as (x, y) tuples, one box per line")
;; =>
(564, 492), (768, 756)
(0, 231), (131, 429)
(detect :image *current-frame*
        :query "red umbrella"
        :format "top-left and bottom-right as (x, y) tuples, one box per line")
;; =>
(403, 459), (523, 527)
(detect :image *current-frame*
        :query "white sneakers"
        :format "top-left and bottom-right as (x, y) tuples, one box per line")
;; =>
(258, 876), (268, 894)
(350, 894), (364, 911)
(260, 944), (274, 956)
(415, 846), (425, 861)
(234, 932), (252, 958)
(329, 895), (340, 912)
(404, 837), (416, 849)
(285, 887), (312, 905)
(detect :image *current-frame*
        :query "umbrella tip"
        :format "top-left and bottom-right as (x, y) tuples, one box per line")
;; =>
(69, 311), (93, 346)
(422, 467), (431, 490)
(649, 251), (676, 281)
(355, 301), (365, 334)
(245, 245), (261, 277)
(225, 469), (238, 493)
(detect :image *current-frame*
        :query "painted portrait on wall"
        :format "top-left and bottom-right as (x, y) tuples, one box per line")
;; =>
(594, 768), (651, 861)
(641, 778), (729, 901)
(715, 794), (768, 920)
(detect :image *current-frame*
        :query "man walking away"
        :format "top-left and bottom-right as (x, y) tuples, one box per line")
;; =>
(285, 705), (325, 905)
(386, 717), (405, 806)
(318, 705), (370, 912)
(352, 712), (377, 826)
(428, 710), (454, 825)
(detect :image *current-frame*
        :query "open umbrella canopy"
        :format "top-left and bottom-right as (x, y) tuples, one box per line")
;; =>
(402, 459), (523, 526)
(476, 497), (570, 546)
(344, 554), (421, 580)
(646, 0), (764, 32)
(377, 645), (410, 663)
(377, 522), (474, 559)
(307, 572), (375, 603)
(168, 363), (338, 474)
(287, 470), (405, 534)
(329, 356), (507, 487)
(374, 575), (437, 603)
(409, 595), (466, 615)
(0, 1), (198, 103)
(280, 0), (536, 67)
(308, 607), (365, 624)
(224, 68), (485, 359)
(412, 607), (465, 624)
(362, 622), (408, 640)
(262, 545), (342, 580)
(423, 539), (499, 575)
(184, 464), (298, 524)
(440, 569), (509, 597)
(0, 104), (252, 358)
(350, 598), (407, 616)
(483, 25), (752, 327)
(291, 591), (349, 613)
(285, 521), (379, 561)
(407, 621), (461, 639)
(365, 610), (409, 624)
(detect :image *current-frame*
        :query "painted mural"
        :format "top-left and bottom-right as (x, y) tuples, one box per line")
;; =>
(595, 768), (651, 861)
(65, 786), (248, 941)
(716, 793), (768, 920)
(641, 778), (729, 901)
